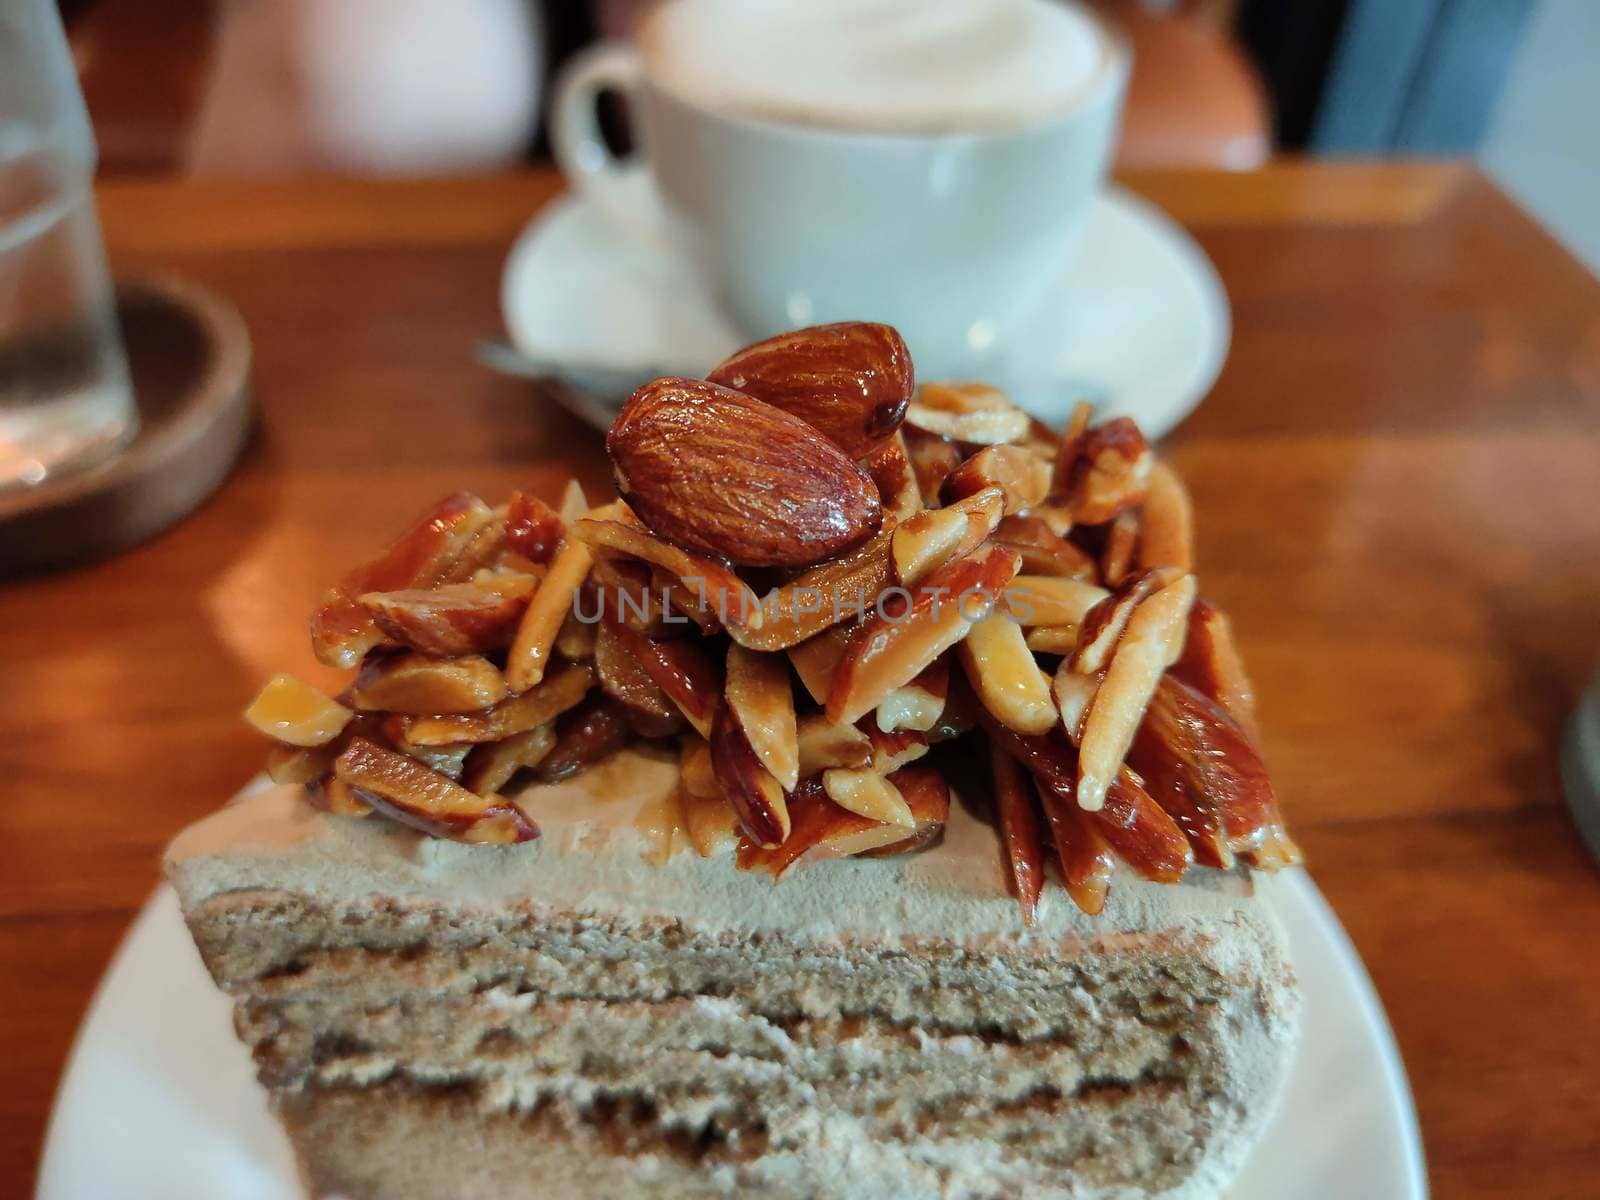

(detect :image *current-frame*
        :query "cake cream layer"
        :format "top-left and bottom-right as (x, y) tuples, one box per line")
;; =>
(166, 750), (1301, 1199)
(170, 748), (1279, 956)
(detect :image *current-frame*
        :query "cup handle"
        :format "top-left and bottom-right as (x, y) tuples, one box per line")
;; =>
(551, 43), (666, 247)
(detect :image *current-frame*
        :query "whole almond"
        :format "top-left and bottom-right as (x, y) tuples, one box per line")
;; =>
(706, 322), (914, 458)
(607, 377), (883, 568)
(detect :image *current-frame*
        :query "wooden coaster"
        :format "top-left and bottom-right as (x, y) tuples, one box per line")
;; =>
(0, 275), (253, 576)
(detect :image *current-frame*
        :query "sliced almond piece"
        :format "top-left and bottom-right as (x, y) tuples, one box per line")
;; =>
(1025, 625), (1082, 656)
(900, 425), (964, 506)
(1003, 576), (1110, 627)
(1074, 574), (1197, 813)
(890, 487), (1004, 585)
(535, 694), (633, 783)
(557, 479), (590, 526)
(307, 776), (374, 818)
(1054, 400), (1094, 467)
(796, 713), (873, 776)
(861, 767), (952, 856)
(826, 546), (1020, 725)
(572, 515), (763, 635)
(460, 725), (557, 796)
(958, 613), (1056, 735)
(1137, 459), (1194, 571)
(610, 624), (722, 739)
(1100, 511), (1139, 587)
(992, 514), (1097, 579)
(334, 737), (537, 843)
(788, 622), (859, 706)
(730, 527), (894, 653)
(634, 782), (692, 865)
(861, 724), (929, 773)
(245, 674), (353, 747)
(505, 521), (600, 693)
(266, 742), (337, 785)
(1092, 769), (1193, 882)
(1034, 770), (1114, 916)
(875, 657), (949, 732)
(553, 603), (599, 660)
(709, 703), (791, 848)
(863, 431), (924, 522)
(822, 768), (916, 828)
(1068, 569), (1173, 674)
(589, 553), (668, 636)
(310, 492), (495, 668)
(906, 382), (1032, 444)
(502, 491), (566, 564)
(350, 653), (507, 715)
(1051, 665), (1100, 743)
(595, 618), (678, 723)
(361, 577), (535, 657)
(942, 445), (1052, 515)
(990, 749), (1047, 925)
(725, 644), (800, 792)
(402, 661), (595, 745)
(1169, 598), (1260, 743)
(1062, 418), (1152, 525)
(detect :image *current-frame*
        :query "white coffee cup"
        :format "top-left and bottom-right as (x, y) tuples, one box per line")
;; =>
(552, 0), (1128, 378)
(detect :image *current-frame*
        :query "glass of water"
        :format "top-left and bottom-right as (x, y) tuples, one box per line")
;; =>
(0, 0), (135, 491)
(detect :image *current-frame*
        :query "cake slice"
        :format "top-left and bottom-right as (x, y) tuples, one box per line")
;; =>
(169, 321), (1304, 1197)
(167, 751), (1297, 1200)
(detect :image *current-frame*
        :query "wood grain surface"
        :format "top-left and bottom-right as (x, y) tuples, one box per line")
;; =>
(3, 164), (1598, 1198)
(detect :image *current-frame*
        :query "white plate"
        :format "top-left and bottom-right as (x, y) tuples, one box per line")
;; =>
(499, 187), (1230, 440)
(39, 870), (1424, 1199)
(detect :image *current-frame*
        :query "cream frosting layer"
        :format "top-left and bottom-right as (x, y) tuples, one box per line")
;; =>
(167, 748), (1279, 957)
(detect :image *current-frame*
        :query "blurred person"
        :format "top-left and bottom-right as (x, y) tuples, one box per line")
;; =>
(186, 0), (543, 177)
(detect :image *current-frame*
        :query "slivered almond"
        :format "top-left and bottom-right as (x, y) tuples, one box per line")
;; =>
(310, 493), (495, 668)
(990, 749), (1046, 925)
(901, 426), (964, 507)
(906, 382), (1032, 444)
(1101, 511), (1139, 587)
(572, 515), (762, 635)
(350, 653), (507, 715)
(864, 431), (924, 521)
(725, 644), (800, 791)
(1003, 576), (1109, 627)
(610, 625), (721, 738)
(361, 576), (535, 657)
(796, 713), (873, 775)
(595, 618), (677, 723)
(1075, 574), (1197, 813)
(958, 613), (1056, 735)
(245, 674), (353, 747)
(942, 445), (1052, 515)
(554, 604), (599, 660)
(730, 527), (893, 653)
(1062, 418), (1152, 524)
(536, 694), (632, 782)
(402, 661), (595, 745)
(1169, 598), (1259, 743)
(1051, 666), (1100, 743)
(788, 622), (859, 705)
(334, 737), (537, 843)
(992, 514), (1096, 579)
(1034, 772), (1114, 916)
(709, 703), (791, 848)
(861, 724), (929, 773)
(307, 776), (374, 818)
(1025, 625), (1082, 655)
(505, 511), (606, 693)
(682, 785), (741, 858)
(890, 487), (1004, 585)
(1068, 569), (1171, 674)
(822, 769), (916, 828)
(267, 742), (336, 785)
(826, 546), (1019, 725)
(461, 725), (557, 796)
(875, 657), (949, 732)
(1137, 460), (1194, 571)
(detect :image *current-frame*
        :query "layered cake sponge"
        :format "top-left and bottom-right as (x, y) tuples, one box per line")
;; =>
(167, 749), (1299, 1200)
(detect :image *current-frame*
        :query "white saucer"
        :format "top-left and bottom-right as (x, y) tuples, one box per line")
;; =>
(500, 187), (1230, 440)
(39, 870), (1424, 1199)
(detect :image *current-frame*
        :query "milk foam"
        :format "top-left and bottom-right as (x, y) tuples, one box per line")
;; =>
(641, 0), (1114, 133)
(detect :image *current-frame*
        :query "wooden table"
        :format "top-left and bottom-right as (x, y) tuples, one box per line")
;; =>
(4, 164), (1598, 1197)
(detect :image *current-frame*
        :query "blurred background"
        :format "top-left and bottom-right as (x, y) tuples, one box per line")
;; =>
(60, 0), (1599, 275)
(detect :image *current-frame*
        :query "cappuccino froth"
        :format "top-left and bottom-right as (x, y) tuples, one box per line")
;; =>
(641, 0), (1114, 134)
